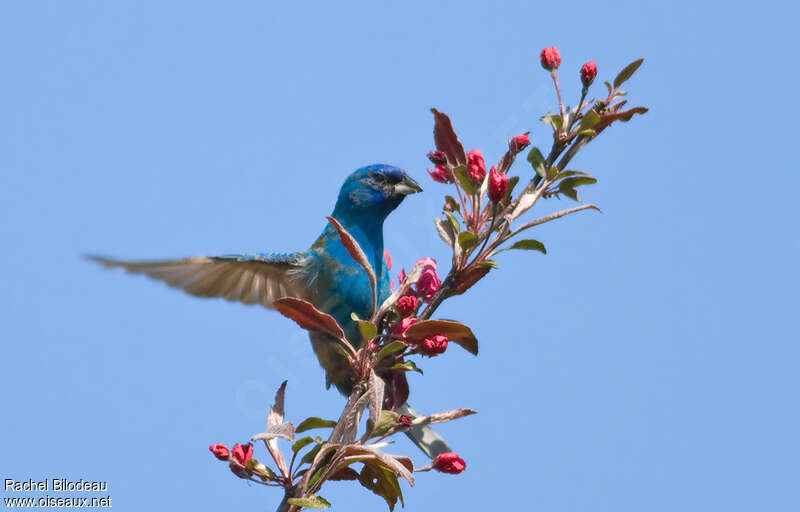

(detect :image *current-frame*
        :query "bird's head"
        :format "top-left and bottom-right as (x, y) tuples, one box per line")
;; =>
(333, 164), (423, 222)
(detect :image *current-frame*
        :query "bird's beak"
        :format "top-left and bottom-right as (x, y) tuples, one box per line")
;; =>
(394, 174), (424, 195)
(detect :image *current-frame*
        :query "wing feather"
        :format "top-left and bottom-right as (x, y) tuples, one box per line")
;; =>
(87, 253), (312, 309)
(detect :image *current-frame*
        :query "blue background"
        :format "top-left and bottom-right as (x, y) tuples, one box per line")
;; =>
(2, 1), (797, 511)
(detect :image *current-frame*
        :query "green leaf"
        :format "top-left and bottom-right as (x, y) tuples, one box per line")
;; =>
(505, 176), (520, 202)
(507, 239), (546, 254)
(476, 260), (499, 269)
(306, 466), (326, 491)
(299, 443), (323, 465)
(579, 109), (600, 131)
(292, 436), (322, 455)
(392, 360), (424, 375)
(527, 147), (547, 178)
(356, 320), (377, 341)
(452, 165), (477, 195)
(367, 410), (401, 438)
(287, 495), (332, 510)
(444, 195), (460, 213)
(604, 81), (613, 94)
(558, 176), (597, 202)
(559, 186), (580, 201)
(457, 231), (478, 251)
(296, 417), (337, 433)
(613, 58), (644, 89)
(377, 341), (407, 361)
(554, 170), (594, 181)
(559, 176), (598, 189)
(575, 129), (596, 138)
(540, 112), (562, 131)
(359, 463), (404, 511)
(444, 211), (461, 233)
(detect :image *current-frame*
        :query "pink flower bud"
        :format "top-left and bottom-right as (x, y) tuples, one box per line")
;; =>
(433, 452), (466, 474)
(580, 60), (597, 87)
(466, 149), (486, 183)
(209, 443), (230, 460)
(384, 249), (392, 271)
(232, 443), (253, 467)
(398, 268), (407, 284)
(427, 150), (447, 164)
(398, 415), (414, 426)
(540, 45), (562, 71)
(509, 133), (530, 154)
(417, 257), (437, 272)
(421, 334), (448, 356)
(397, 295), (418, 317)
(488, 166), (508, 203)
(416, 266), (441, 301)
(428, 163), (452, 183)
(394, 317), (417, 335)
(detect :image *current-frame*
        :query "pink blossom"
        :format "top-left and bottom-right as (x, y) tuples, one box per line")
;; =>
(580, 61), (598, 87)
(394, 317), (417, 335)
(540, 45), (562, 70)
(488, 166), (508, 203)
(433, 452), (466, 474)
(428, 163), (452, 183)
(421, 334), (448, 356)
(466, 149), (486, 183)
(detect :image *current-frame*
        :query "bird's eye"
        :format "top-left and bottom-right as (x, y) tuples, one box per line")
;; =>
(370, 173), (386, 184)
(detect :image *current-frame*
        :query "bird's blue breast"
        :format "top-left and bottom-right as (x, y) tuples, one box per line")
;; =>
(308, 223), (389, 347)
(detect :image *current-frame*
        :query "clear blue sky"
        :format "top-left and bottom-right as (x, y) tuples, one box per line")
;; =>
(1, 1), (797, 511)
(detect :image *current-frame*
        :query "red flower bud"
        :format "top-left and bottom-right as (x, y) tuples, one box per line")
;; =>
(488, 166), (508, 203)
(466, 148), (486, 183)
(398, 268), (407, 284)
(540, 45), (562, 71)
(427, 150), (447, 165)
(398, 415), (414, 426)
(428, 163), (452, 184)
(580, 60), (597, 87)
(384, 249), (392, 271)
(421, 334), (448, 356)
(416, 266), (441, 301)
(509, 133), (530, 154)
(397, 295), (418, 317)
(433, 452), (466, 474)
(394, 317), (417, 335)
(232, 443), (253, 467)
(209, 443), (230, 460)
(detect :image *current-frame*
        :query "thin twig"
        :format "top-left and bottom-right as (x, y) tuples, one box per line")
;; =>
(508, 204), (601, 239)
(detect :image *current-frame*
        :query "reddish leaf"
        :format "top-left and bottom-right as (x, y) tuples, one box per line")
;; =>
(450, 265), (491, 296)
(326, 216), (377, 315)
(594, 106), (648, 134)
(384, 371), (409, 410)
(264, 381), (290, 478)
(329, 467), (360, 481)
(431, 109), (466, 166)
(273, 297), (345, 339)
(403, 319), (479, 355)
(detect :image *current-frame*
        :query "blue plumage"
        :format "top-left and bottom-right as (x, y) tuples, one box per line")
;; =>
(90, 164), (421, 394)
(90, 164), (453, 458)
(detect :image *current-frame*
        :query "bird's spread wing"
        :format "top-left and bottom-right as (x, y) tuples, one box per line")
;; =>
(88, 252), (313, 309)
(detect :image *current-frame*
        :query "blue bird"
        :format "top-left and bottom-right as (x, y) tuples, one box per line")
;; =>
(90, 164), (449, 457)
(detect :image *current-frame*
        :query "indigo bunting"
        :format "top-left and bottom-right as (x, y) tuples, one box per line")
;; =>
(90, 164), (449, 457)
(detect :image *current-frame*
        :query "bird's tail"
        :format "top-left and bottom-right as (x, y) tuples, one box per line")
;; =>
(397, 403), (451, 459)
